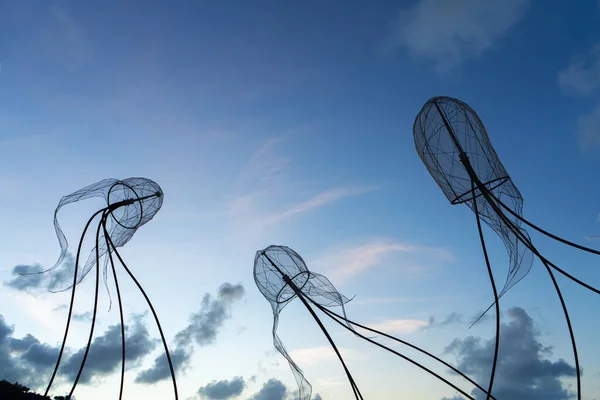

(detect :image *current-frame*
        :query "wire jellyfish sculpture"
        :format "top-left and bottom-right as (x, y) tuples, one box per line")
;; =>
(254, 245), (499, 400)
(414, 96), (600, 400)
(25, 177), (178, 400)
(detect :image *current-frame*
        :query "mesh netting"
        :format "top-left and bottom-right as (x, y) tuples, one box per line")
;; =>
(254, 245), (353, 400)
(50, 177), (163, 287)
(414, 96), (533, 297)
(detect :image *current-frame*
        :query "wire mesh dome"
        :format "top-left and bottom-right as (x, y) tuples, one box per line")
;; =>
(254, 245), (311, 306)
(107, 178), (163, 230)
(413, 96), (521, 206)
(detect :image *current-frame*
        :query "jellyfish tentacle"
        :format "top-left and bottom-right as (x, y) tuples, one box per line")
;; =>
(494, 195), (600, 256)
(539, 257), (582, 399)
(104, 220), (125, 400)
(22, 179), (119, 278)
(472, 181), (501, 400)
(44, 206), (107, 397)
(473, 190), (582, 400)
(291, 284), (363, 400)
(106, 233), (179, 400)
(67, 211), (106, 398)
(272, 313), (312, 400)
(310, 299), (477, 400)
(316, 305), (496, 400)
(262, 252), (363, 399)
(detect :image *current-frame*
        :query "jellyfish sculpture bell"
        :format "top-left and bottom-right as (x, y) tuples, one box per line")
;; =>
(414, 96), (600, 400)
(24, 177), (178, 400)
(254, 245), (497, 400)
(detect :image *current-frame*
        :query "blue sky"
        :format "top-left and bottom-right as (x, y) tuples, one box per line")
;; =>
(1, 0), (600, 399)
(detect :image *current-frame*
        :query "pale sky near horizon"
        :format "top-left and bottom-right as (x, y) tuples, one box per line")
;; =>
(2, 1), (600, 399)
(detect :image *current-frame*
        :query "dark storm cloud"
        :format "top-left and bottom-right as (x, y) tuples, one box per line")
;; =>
(442, 307), (576, 400)
(136, 282), (245, 384)
(60, 314), (156, 384)
(4, 254), (75, 293)
(198, 376), (245, 399)
(0, 314), (59, 388)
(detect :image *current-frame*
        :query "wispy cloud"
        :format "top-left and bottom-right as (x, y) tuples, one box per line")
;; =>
(228, 137), (376, 237)
(351, 296), (445, 306)
(558, 43), (600, 97)
(577, 103), (600, 150)
(264, 186), (377, 224)
(558, 42), (600, 150)
(287, 346), (358, 366)
(46, 5), (94, 70)
(367, 319), (428, 334)
(310, 239), (454, 284)
(386, 0), (530, 73)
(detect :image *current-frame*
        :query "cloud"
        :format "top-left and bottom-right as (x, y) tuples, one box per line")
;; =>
(558, 43), (600, 151)
(72, 312), (92, 322)
(263, 186), (377, 225)
(558, 43), (600, 97)
(421, 313), (464, 330)
(60, 314), (156, 384)
(228, 137), (375, 236)
(174, 283), (245, 347)
(311, 240), (453, 284)
(367, 319), (429, 334)
(248, 379), (288, 400)
(288, 346), (357, 366)
(247, 378), (322, 400)
(4, 265), (45, 291)
(134, 347), (191, 384)
(0, 314), (60, 389)
(387, 0), (530, 72)
(442, 307), (576, 399)
(577, 103), (600, 150)
(4, 254), (76, 293)
(198, 376), (245, 399)
(136, 283), (245, 384)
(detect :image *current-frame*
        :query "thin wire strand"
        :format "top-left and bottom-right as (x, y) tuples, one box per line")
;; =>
(44, 207), (107, 397)
(106, 234), (179, 400)
(310, 300), (476, 400)
(67, 212), (106, 398)
(472, 181), (501, 400)
(294, 291), (363, 400)
(316, 306), (496, 399)
(104, 220), (126, 400)
(479, 190), (582, 400)
(495, 197), (600, 256)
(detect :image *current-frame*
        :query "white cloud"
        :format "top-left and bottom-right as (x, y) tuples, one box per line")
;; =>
(310, 240), (454, 284)
(577, 103), (600, 150)
(287, 346), (358, 366)
(558, 43), (600, 97)
(387, 0), (530, 72)
(366, 318), (429, 334)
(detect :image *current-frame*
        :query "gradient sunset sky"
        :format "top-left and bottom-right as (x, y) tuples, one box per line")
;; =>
(2, 1), (600, 399)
